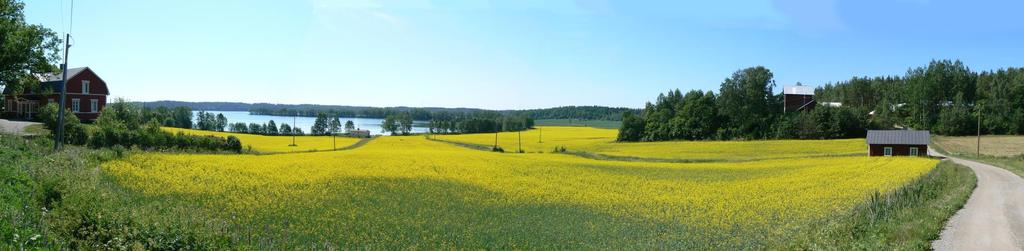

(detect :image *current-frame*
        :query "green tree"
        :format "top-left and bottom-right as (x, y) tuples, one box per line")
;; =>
(399, 113), (413, 135)
(266, 120), (278, 135)
(905, 60), (976, 130)
(677, 90), (719, 140)
(382, 115), (399, 135)
(248, 123), (263, 134)
(344, 120), (355, 133)
(230, 122), (248, 133)
(311, 113), (329, 135)
(0, 0), (61, 98)
(616, 112), (645, 142)
(172, 106), (193, 129)
(717, 66), (778, 139)
(279, 123), (291, 135)
(329, 117), (342, 135)
(215, 113), (228, 131)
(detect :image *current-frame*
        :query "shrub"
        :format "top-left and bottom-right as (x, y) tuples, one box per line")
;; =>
(226, 136), (242, 153)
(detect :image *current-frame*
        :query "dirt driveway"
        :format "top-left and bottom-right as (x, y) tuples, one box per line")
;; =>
(0, 119), (42, 136)
(931, 149), (1024, 250)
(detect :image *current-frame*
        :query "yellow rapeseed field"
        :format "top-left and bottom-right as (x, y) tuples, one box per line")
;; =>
(163, 127), (361, 153)
(435, 126), (866, 161)
(103, 134), (936, 249)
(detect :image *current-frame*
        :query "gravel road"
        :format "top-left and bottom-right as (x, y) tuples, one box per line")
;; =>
(932, 149), (1024, 251)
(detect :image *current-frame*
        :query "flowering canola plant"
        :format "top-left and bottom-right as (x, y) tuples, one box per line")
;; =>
(103, 133), (936, 249)
(164, 127), (361, 153)
(436, 126), (866, 161)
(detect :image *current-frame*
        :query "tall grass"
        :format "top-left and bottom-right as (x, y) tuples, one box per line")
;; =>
(797, 161), (976, 250)
(0, 134), (230, 249)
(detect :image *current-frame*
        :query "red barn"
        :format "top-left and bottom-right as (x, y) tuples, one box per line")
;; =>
(2, 67), (109, 120)
(783, 85), (815, 113)
(867, 130), (930, 157)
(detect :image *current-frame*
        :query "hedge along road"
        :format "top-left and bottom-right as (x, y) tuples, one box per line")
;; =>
(931, 149), (1024, 250)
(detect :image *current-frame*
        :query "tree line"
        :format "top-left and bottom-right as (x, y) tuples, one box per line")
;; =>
(248, 106), (630, 122)
(426, 111), (534, 135)
(619, 60), (1024, 142)
(817, 60), (1024, 136)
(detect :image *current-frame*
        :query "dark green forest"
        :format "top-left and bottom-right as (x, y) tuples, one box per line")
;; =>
(619, 60), (1024, 142)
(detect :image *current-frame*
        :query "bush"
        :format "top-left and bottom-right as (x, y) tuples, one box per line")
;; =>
(226, 136), (242, 153)
(87, 100), (242, 153)
(36, 103), (89, 145)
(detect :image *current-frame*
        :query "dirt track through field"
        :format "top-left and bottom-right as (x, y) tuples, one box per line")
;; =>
(931, 149), (1024, 250)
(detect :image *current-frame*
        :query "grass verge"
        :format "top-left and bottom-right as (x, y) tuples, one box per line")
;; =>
(931, 141), (1024, 179)
(23, 124), (50, 136)
(0, 134), (229, 249)
(796, 161), (976, 250)
(961, 155), (1024, 178)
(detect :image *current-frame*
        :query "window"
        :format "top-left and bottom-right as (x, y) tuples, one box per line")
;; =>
(71, 99), (80, 112)
(883, 147), (893, 157)
(910, 147), (919, 156)
(90, 99), (98, 112)
(82, 80), (90, 94)
(48, 98), (55, 104)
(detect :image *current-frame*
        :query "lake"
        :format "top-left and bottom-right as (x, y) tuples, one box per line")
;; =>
(195, 111), (428, 135)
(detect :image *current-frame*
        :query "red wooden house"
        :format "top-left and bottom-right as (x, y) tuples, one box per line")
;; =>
(2, 67), (109, 121)
(866, 130), (930, 157)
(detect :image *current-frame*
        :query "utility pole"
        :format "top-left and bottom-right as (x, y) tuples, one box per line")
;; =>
(290, 112), (297, 146)
(977, 107), (982, 157)
(518, 130), (522, 153)
(538, 127), (542, 143)
(54, 33), (71, 150)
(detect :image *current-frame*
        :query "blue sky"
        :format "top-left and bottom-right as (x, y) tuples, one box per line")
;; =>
(23, 0), (1024, 109)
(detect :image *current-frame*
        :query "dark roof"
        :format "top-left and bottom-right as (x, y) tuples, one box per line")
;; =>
(3, 67), (93, 95)
(867, 130), (930, 145)
(39, 67), (88, 82)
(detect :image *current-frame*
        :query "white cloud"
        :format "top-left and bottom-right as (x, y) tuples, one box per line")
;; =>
(310, 0), (412, 29)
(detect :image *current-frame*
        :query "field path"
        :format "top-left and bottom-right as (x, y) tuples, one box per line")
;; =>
(338, 137), (376, 150)
(931, 149), (1024, 250)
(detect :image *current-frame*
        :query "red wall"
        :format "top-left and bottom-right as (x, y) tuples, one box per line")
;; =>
(2, 68), (109, 120)
(64, 69), (110, 95)
(869, 144), (928, 156)
(784, 94), (815, 112)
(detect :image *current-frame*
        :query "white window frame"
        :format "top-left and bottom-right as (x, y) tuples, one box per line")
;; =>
(90, 99), (98, 113)
(82, 80), (90, 94)
(71, 98), (80, 112)
(909, 147), (919, 156)
(883, 147), (893, 157)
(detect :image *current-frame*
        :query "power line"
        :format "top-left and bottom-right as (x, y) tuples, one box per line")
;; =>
(58, 0), (64, 36)
(69, 0), (74, 34)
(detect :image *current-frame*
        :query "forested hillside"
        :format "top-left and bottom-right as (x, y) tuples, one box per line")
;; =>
(140, 101), (632, 121)
(620, 60), (1024, 142)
